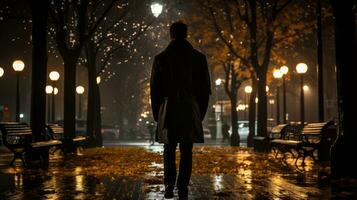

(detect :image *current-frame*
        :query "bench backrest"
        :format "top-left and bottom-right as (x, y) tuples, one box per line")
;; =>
(282, 122), (304, 140)
(269, 124), (289, 139)
(0, 123), (33, 146)
(47, 124), (64, 140)
(301, 121), (334, 135)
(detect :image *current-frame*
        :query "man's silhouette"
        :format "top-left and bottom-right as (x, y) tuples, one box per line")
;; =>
(150, 22), (211, 199)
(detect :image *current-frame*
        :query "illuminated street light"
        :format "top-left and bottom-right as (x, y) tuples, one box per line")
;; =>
(266, 86), (269, 92)
(76, 86), (85, 119)
(12, 59), (25, 122)
(54, 87), (59, 95)
(49, 71), (60, 122)
(296, 63), (308, 123)
(12, 60), (25, 72)
(273, 69), (282, 124)
(46, 85), (53, 123)
(303, 85), (309, 91)
(280, 65), (289, 124)
(96, 76), (101, 84)
(215, 78), (222, 86)
(0, 67), (4, 77)
(49, 71), (60, 81)
(244, 85), (252, 93)
(151, 2), (163, 17)
(45, 85), (53, 94)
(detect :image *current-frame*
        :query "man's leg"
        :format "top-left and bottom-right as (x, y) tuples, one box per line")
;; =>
(177, 143), (193, 198)
(164, 143), (177, 198)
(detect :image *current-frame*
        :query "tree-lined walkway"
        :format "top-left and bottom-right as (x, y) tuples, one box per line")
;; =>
(1, 146), (356, 199)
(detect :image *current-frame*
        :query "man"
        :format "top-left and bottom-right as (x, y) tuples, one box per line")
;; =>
(150, 22), (211, 199)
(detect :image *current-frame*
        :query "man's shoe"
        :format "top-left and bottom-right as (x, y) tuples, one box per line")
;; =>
(178, 187), (188, 199)
(164, 185), (174, 199)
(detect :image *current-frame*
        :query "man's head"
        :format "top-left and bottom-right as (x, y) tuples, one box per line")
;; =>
(170, 21), (187, 39)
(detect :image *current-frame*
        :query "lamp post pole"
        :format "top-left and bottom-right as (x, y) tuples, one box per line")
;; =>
(300, 75), (305, 123)
(280, 66), (289, 124)
(45, 85), (53, 123)
(296, 63), (308, 124)
(76, 86), (85, 119)
(12, 60), (25, 122)
(273, 69), (283, 125)
(49, 71), (60, 123)
(15, 72), (20, 122)
(276, 86), (280, 125)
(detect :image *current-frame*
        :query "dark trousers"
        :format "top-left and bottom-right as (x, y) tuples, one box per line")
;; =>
(164, 143), (193, 189)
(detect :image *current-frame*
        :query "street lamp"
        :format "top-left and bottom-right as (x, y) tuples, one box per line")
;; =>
(215, 78), (224, 139)
(96, 76), (101, 84)
(0, 67), (4, 78)
(76, 86), (85, 119)
(49, 71), (60, 122)
(244, 85), (252, 120)
(12, 60), (25, 122)
(296, 63), (308, 124)
(280, 65), (289, 123)
(46, 85), (53, 123)
(273, 69), (283, 125)
(151, 2), (163, 17)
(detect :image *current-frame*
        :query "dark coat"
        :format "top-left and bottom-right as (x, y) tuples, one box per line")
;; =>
(150, 39), (211, 143)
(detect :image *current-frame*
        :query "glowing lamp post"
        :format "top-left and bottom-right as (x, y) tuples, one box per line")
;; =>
(0, 67), (4, 78)
(76, 86), (85, 119)
(280, 65), (289, 123)
(151, 2), (163, 17)
(46, 85), (53, 123)
(13, 60), (25, 122)
(296, 63), (308, 124)
(244, 85), (252, 120)
(49, 71), (60, 122)
(273, 69), (283, 125)
(96, 76), (101, 84)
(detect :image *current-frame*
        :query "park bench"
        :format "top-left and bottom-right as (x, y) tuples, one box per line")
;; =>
(0, 122), (62, 166)
(270, 121), (335, 165)
(253, 124), (290, 151)
(46, 124), (87, 152)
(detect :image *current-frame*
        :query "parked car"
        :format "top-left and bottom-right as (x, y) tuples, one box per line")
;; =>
(229, 121), (257, 141)
(101, 125), (120, 140)
(203, 128), (211, 139)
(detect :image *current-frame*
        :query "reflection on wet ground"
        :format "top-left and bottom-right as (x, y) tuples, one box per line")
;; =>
(1, 145), (357, 199)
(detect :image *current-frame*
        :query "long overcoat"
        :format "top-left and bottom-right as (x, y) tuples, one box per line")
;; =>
(150, 39), (211, 143)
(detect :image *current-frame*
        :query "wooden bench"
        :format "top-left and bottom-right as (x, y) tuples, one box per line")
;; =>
(270, 121), (335, 165)
(0, 122), (62, 166)
(253, 124), (290, 151)
(46, 124), (87, 152)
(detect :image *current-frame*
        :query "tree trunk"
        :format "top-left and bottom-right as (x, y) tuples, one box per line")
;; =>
(63, 56), (78, 153)
(94, 83), (103, 146)
(230, 95), (240, 146)
(256, 72), (268, 137)
(330, 0), (357, 178)
(85, 42), (103, 147)
(85, 43), (96, 147)
(29, 0), (49, 140)
(247, 78), (257, 147)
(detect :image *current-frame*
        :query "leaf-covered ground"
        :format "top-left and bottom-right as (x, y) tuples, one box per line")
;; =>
(1, 146), (357, 199)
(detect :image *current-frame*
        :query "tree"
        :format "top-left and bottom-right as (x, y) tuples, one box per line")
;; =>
(29, 0), (49, 140)
(201, 0), (315, 140)
(49, 0), (118, 152)
(82, 2), (154, 146)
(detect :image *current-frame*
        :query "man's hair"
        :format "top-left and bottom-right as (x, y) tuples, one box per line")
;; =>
(170, 21), (187, 39)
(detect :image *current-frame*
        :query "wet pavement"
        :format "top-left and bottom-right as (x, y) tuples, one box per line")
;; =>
(1, 144), (357, 200)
